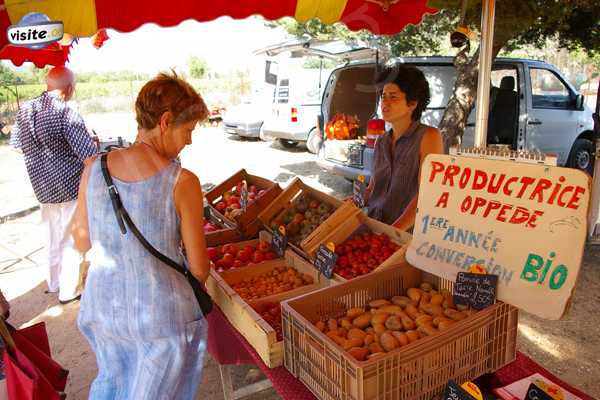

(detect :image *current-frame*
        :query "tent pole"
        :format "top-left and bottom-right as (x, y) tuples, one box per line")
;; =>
(588, 79), (600, 240)
(473, 0), (496, 148)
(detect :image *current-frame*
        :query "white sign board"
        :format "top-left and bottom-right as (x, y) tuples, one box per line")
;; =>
(407, 154), (591, 320)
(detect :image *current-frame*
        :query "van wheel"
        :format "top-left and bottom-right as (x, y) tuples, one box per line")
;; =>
(567, 138), (594, 175)
(279, 139), (298, 148)
(306, 128), (322, 154)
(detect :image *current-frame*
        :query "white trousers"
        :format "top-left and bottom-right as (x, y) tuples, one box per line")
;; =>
(40, 200), (81, 302)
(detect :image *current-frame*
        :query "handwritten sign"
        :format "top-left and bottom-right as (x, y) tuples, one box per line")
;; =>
(407, 154), (590, 320)
(314, 242), (338, 278)
(272, 226), (288, 258)
(443, 380), (476, 400)
(453, 272), (498, 309)
(525, 383), (555, 400)
(353, 175), (366, 208)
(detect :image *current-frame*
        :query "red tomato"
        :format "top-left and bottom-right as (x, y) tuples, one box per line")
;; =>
(207, 247), (220, 262)
(338, 255), (349, 268)
(252, 251), (264, 263)
(222, 244), (238, 255)
(249, 185), (258, 194)
(215, 259), (230, 270)
(263, 251), (276, 260)
(237, 250), (250, 262)
(222, 253), (235, 266)
(226, 196), (240, 207)
(232, 260), (243, 269)
(215, 201), (227, 212)
(258, 241), (270, 252)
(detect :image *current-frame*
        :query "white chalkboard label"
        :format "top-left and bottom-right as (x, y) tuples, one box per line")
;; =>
(453, 272), (498, 310)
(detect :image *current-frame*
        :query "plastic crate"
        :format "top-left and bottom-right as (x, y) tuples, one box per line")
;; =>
(281, 263), (518, 400)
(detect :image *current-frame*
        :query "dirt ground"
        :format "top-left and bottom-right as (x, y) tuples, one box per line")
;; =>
(1, 118), (599, 399)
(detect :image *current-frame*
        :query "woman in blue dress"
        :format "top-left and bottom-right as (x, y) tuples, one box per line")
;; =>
(71, 71), (211, 399)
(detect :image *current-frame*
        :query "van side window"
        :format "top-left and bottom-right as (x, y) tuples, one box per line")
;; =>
(529, 68), (571, 109)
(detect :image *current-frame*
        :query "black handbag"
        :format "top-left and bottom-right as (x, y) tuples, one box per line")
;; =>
(100, 153), (213, 316)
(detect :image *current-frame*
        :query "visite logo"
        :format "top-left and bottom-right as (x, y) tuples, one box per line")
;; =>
(7, 12), (63, 49)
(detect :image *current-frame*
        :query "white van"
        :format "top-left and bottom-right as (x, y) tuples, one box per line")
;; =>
(317, 57), (595, 179)
(256, 39), (383, 152)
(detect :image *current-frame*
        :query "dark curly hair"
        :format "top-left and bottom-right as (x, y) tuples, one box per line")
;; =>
(375, 65), (430, 121)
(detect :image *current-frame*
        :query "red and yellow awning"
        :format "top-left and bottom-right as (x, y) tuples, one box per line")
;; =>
(0, 0), (436, 67)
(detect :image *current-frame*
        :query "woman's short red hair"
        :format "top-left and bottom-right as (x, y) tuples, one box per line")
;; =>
(135, 71), (208, 129)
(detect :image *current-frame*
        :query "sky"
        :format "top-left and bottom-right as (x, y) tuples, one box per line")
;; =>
(63, 17), (291, 75)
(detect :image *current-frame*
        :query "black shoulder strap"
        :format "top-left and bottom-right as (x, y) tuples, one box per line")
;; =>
(99, 153), (186, 275)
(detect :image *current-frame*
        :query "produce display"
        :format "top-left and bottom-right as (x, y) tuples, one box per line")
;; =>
(208, 241), (276, 272)
(334, 232), (401, 279)
(312, 282), (476, 361)
(269, 194), (333, 245)
(251, 302), (283, 341)
(325, 113), (360, 140)
(231, 266), (315, 302)
(212, 180), (268, 220)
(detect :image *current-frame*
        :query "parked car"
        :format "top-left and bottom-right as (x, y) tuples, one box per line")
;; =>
(222, 101), (265, 139)
(256, 39), (383, 153)
(317, 56), (595, 181)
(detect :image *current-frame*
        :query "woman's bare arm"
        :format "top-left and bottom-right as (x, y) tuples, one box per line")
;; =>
(71, 157), (95, 254)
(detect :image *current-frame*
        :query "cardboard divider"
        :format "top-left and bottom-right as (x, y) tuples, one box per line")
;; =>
(281, 262), (518, 400)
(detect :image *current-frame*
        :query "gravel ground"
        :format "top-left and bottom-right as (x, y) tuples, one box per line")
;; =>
(1, 114), (598, 399)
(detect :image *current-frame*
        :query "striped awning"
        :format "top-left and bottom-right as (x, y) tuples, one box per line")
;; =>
(0, 0), (436, 67)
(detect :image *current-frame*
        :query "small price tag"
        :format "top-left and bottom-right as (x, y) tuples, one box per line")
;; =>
(314, 242), (338, 279)
(272, 225), (288, 258)
(240, 181), (249, 210)
(352, 175), (366, 208)
(453, 271), (498, 310)
(525, 382), (556, 400)
(442, 380), (477, 400)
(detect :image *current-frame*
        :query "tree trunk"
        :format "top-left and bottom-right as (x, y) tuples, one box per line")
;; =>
(439, 42), (504, 149)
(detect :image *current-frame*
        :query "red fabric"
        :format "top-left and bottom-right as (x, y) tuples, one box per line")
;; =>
(0, 43), (70, 68)
(484, 352), (595, 400)
(340, 0), (437, 35)
(94, 0), (297, 35)
(3, 322), (68, 400)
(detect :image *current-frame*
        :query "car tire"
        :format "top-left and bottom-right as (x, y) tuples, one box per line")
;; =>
(306, 128), (322, 154)
(279, 139), (298, 148)
(567, 138), (594, 175)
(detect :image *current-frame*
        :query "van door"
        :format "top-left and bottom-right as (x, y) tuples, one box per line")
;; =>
(525, 66), (579, 164)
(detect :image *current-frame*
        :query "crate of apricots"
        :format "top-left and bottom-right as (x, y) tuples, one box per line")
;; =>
(205, 169), (282, 237)
(208, 239), (277, 273)
(281, 263), (518, 400)
(308, 209), (411, 282)
(205, 249), (323, 368)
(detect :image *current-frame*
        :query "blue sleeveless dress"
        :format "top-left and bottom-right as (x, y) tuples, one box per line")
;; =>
(78, 158), (207, 399)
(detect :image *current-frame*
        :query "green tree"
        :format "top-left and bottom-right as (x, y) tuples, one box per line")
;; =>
(188, 56), (209, 79)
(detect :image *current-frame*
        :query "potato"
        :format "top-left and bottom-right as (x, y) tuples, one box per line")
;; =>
(372, 323), (387, 334)
(430, 294), (444, 306)
(347, 328), (367, 341)
(347, 307), (366, 319)
(438, 319), (456, 330)
(419, 282), (433, 292)
(432, 316), (452, 327)
(343, 337), (364, 350)
(315, 321), (326, 332)
(367, 352), (385, 360)
(371, 313), (390, 325)
(391, 296), (412, 308)
(368, 342), (384, 354)
(456, 303), (470, 311)
(444, 309), (468, 321)
(366, 327), (375, 334)
(419, 292), (432, 306)
(380, 332), (400, 352)
(463, 309), (476, 317)
(378, 305), (404, 315)
(417, 324), (438, 337)
(328, 319), (338, 331)
(421, 304), (444, 317)
(407, 288), (422, 303)
(336, 328), (348, 338)
(352, 313), (372, 329)
(339, 318), (353, 330)
(326, 331), (346, 346)
(406, 330), (420, 343)
(364, 334), (375, 345)
(401, 315), (416, 331)
(349, 347), (370, 361)
(442, 297), (455, 309)
(405, 304), (420, 319)
(415, 315), (434, 327)
(384, 315), (403, 331)
(391, 331), (409, 347)
(369, 299), (391, 308)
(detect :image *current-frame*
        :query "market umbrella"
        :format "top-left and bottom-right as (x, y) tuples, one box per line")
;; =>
(0, 0), (436, 55)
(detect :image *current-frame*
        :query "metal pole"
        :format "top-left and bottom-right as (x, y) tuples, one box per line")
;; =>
(473, 0), (496, 148)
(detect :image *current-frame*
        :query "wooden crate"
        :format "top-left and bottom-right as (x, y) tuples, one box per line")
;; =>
(282, 263), (518, 400)
(204, 207), (245, 247)
(316, 211), (412, 283)
(206, 249), (325, 368)
(258, 177), (356, 258)
(205, 169), (282, 237)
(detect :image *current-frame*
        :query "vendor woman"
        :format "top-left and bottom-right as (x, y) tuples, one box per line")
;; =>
(364, 65), (444, 230)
